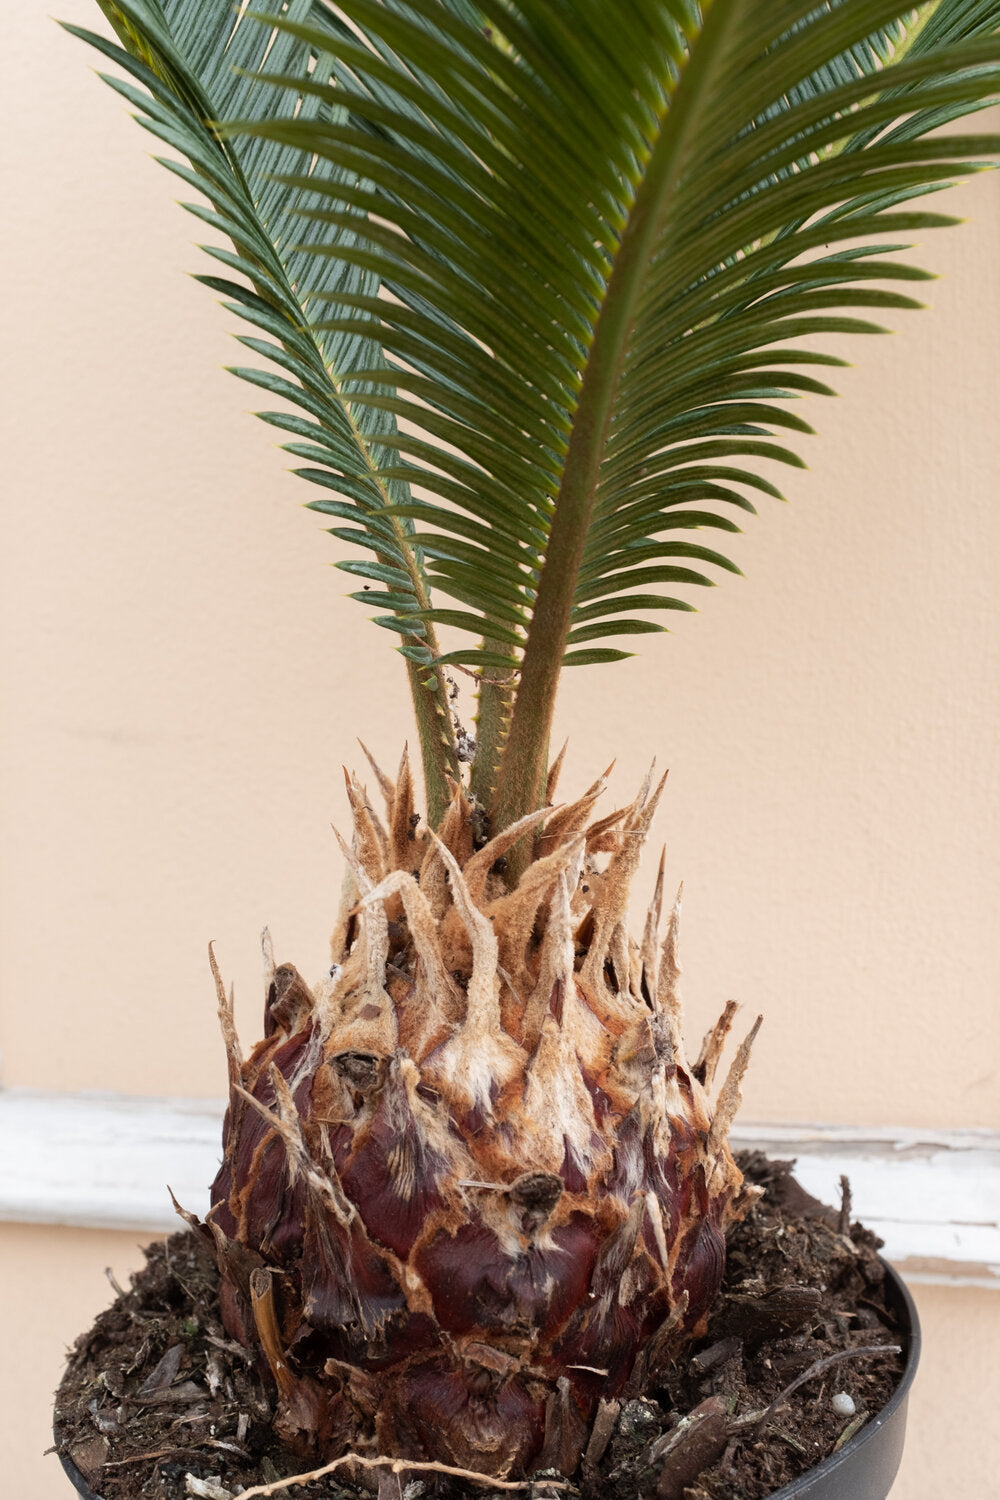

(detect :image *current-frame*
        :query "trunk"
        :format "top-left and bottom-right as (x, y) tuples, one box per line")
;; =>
(195, 753), (761, 1480)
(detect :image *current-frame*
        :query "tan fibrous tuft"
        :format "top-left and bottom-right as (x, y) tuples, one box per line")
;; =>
(204, 752), (760, 1480)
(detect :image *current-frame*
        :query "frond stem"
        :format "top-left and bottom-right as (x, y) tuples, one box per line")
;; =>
(469, 642), (518, 814)
(492, 0), (741, 842)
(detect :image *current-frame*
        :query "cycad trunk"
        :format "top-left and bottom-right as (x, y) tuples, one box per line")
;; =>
(195, 753), (760, 1481)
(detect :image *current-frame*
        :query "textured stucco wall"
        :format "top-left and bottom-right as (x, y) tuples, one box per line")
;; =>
(2, 5), (998, 1496)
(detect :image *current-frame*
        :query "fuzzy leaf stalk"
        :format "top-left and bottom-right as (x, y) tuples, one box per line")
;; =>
(190, 751), (761, 1480)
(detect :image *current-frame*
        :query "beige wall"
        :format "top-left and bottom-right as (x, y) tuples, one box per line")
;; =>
(3, 4), (998, 1496)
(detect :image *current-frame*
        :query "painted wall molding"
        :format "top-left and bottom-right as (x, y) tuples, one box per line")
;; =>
(0, 1088), (996, 1288)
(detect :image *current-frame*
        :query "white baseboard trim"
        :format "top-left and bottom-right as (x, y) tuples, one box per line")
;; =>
(1, 1089), (996, 1288)
(730, 1120), (1000, 1291)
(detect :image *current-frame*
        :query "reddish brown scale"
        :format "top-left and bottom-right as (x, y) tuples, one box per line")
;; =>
(673, 1212), (728, 1334)
(337, 1061), (451, 1258)
(196, 759), (761, 1480)
(298, 1203), (405, 1350)
(248, 1141), (308, 1259)
(558, 1143), (591, 1194)
(580, 1065), (616, 1126)
(605, 1102), (645, 1201)
(379, 1356), (545, 1477)
(266, 964), (315, 1038)
(413, 1212), (597, 1343)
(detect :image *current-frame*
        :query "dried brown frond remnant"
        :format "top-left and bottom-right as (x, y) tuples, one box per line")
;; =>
(199, 754), (761, 1480)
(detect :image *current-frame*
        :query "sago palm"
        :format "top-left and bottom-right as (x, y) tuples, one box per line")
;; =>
(70, 0), (1000, 1485)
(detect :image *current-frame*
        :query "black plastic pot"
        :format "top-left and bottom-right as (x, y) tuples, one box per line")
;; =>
(58, 1261), (919, 1500)
(59, 1447), (101, 1500)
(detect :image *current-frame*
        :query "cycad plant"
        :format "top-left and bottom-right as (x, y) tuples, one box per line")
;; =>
(70, 0), (1000, 1486)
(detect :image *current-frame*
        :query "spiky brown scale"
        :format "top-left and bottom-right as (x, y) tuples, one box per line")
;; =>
(200, 755), (758, 1480)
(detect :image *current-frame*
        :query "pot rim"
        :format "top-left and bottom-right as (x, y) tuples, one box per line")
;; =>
(56, 1257), (920, 1500)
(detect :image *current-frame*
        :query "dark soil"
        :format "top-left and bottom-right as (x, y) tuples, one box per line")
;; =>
(53, 1154), (906, 1500)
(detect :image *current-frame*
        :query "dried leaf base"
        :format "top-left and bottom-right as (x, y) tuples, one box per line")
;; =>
(185, 754), (762, 1481)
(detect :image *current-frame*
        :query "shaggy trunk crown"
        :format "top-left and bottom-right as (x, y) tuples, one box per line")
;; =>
(195, 751), (761, 1481)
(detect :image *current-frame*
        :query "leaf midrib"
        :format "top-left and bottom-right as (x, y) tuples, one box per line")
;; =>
(491, 0), (745, 838)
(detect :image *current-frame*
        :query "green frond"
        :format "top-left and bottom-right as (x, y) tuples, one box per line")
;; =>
(79, 0), (1000, 832)
(67, 0), (472, 817)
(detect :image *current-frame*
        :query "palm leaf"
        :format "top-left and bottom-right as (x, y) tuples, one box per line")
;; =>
(226, 0), (1000, 828)
(67, 0), (474, 818)
(76, 0), (1000, 832)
